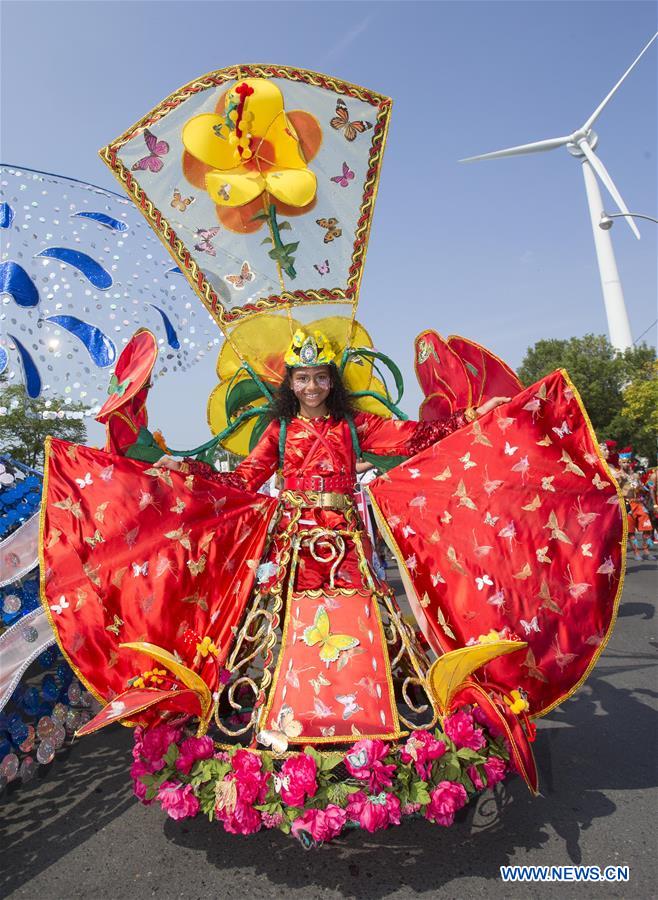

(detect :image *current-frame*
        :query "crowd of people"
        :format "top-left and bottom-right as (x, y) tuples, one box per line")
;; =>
(600, 440), (658, 561)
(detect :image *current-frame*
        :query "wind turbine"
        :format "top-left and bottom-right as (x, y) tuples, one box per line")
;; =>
(460, 32), (658, 351)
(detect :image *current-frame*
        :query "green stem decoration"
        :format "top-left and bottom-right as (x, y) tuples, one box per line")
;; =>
(267, 203), (297, 279)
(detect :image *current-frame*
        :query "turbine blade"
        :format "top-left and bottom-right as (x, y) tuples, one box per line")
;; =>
(582, 32), (658, 131)
(578, 141), (641, 239)
(459, 135), (572, 163)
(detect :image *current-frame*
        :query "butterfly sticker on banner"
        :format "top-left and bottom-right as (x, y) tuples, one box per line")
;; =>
(131, 129), (170, 173)
(194, 227), (221, 256)
(257, 705), (303, 754)
(171, 189), (195, 212)
(225, 261), (255, 290)
(316, 217), (342, 243)
(331, 162), (355, 188)
(314, 259), (330, 276)
(330, 98), (373, 142)
(336, 693), (363, 720)
(50, 596), (69, 615)
(302, 606), (360, 666)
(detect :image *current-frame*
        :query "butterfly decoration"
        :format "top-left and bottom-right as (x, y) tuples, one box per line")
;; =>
(123, 525), (140, 548)
(100, 465), (114, 482)
(187, 555), (207, 577)
(430, 571), (446, 586)
(453, 479), (477, 510)
(336, 693), (363, 720)
(471, 421), (493, 447)
(193, 226), (221, 256)
(573, 498), (599, 529)
(523, 647), (548, 682)
(75, 472), (93, 489)
(433, 466), (452, 482)
(428, 530), (442, 545)
(273, 773), (291, 794)
(537, 580), (562, 615)
(405, 553), (418, 573)
(581, 543), (593, 558)
(320, 726), (336, 738)
(346, 747), (368, 768)
(257, 704), (303, 754)
(330, 162), (355, 188)
(314, 259), (330, 276)
(302, 606), (359, 665)
(45, 528), (62, 549)
(132, 561), (149, 577)
(592, 473), (609, 490)
(560, 450), (585, 478)
(565, 564), (590, 600)
(437, 605), (457, 640)
(107, 374), (131, 397)
(285, 664), (312, 690)
(225, 261), (255, 290)
(504, 441), (518, 456)
(596, 556), (615, 580)
(476, 574), (494, 591)
(310, 697), (333, 719)
(138, 490), (158, 512)
(513, 563), (533, 580)
(111, 566), (128, 589)
(164, 527), (192, 551)
(446, 545), (466, 577)
(355, 676), (380, 698)
(541, 476), (556, 492)
(84, 529), (104, 549)
(511, 455), (530, 480)
(482, 467), (504, 495)
(131, 128), (170, 173)
(180, 591), (208, 611)
(522, 494), (542, 512)
(552, 420), (571, 439)
(496, 416), (516, 433)
(53, 497), (83, 519)
(402, 523), (417, 537)
(309, 672), (331, 695)
(459, 452), (477, 470)
(543, 511), (572, 545)
(145, 467), (173, 487)
(471, 530), (493, 558)
(552, 636), (577, 671)
(94, 501), (110, 523)
(497, 522), (517, 544)
(488, 589), (507, 611)
(170, 189), (195, 212)
(330, 98), (373, 142)
(484, 512), (499, 527)
(50, 595), (69, 615)
(106, 615), (124, 636)
(316, 217), (342, 243)
(536, 546), (552, 564)
(336, 646), (365, 672)
(536, 435), (553, 447)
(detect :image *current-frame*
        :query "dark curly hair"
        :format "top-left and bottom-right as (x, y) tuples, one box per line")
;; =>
(269, 363), (354, 421)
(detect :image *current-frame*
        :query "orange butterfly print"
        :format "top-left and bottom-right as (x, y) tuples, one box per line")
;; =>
(225, 261), (255, 290)
(170, 189), (195, 212)
(316, 217), (342, 243)
(330, 98), (373, 142)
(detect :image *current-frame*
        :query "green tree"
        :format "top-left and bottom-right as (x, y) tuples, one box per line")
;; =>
(0, 380), (88, 469)
(517, 334), (656, 462)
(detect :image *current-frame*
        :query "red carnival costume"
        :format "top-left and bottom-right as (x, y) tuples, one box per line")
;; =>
(38, 66), (626, 844)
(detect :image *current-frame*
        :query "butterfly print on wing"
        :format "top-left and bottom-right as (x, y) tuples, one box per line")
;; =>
(329, 98), (373, 142)
(132, 128), (169, 173)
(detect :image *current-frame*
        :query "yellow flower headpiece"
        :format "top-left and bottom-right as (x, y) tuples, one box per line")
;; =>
(284, 329), (337, 367)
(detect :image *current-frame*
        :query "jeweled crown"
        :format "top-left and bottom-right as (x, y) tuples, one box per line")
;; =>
(284, 329), (337, 367)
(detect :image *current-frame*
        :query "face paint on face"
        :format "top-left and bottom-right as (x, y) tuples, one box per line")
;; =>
(291, 366), (332, 415)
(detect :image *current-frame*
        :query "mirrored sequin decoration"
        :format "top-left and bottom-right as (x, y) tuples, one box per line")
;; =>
(0, 165), (220, 417)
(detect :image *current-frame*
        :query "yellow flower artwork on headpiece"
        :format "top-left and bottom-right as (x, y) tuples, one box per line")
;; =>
(182, 78), (318, 214)
(208, 315), (394, 456)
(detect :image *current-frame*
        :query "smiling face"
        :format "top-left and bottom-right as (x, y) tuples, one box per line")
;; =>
(290, 365), (332, 416)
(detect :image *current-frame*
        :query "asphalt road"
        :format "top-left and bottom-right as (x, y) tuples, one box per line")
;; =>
(2, 559), (657, 900)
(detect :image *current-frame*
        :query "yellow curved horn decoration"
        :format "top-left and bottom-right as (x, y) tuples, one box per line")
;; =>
(120, 641), (212, 717)
(428, 640), (527, 714)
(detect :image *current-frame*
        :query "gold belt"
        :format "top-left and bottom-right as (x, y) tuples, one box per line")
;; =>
(280, 489), (354, 511)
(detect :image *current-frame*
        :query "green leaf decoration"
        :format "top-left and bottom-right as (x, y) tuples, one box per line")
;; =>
(362, 451), (407, 473)
(409, 780), (431, 806)
(260, 236), (273, 245)
(319, 752), (344, 773)
(456, 747), (487, 763)
(124, 427), (167, 463)
(283, 241), (299, 254)
(250, 211), (270, 222)
(278, 221), (292, 231)
(226, 377), (275, 420)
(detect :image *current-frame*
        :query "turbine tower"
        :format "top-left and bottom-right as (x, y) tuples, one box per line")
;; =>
(460, 33), (658, 351)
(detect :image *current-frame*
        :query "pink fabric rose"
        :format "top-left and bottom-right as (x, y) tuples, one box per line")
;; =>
(291, 805), (347, 844)
(344, 740), (396, 793)
(279, 753), (318, 807)
(176, 735), (215, 774)
(467, 764), (485, 791)
(346, 791), (401, 833)
(444, 709), (486, 751)
(400, 730), (447, 779)
(216, 795), (263, 835)
(157, 781), (200, 820)
(473, 702), (503, 738)
(231, 749), (269, 804)
(425, 780), (468, 826)
(483, 755), (507, 787)
(130, 758), (154, 804)
(135, 722), (182, 767)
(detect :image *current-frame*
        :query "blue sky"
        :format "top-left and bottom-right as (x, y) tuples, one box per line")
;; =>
(1, 0), (656, 446)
